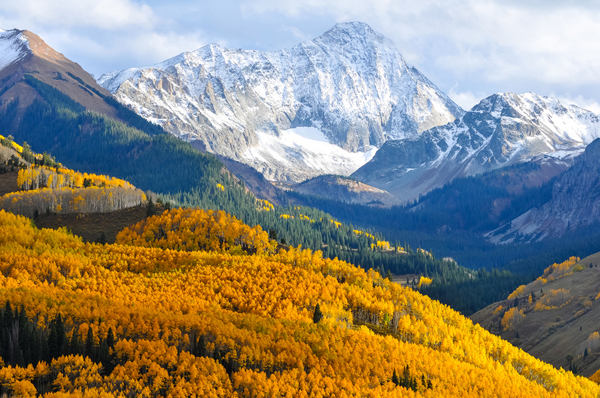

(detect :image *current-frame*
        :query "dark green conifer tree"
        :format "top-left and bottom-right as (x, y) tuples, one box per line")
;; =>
(313, 304), (323, 323)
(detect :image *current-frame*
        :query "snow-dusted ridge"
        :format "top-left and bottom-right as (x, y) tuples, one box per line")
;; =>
(0, 29), (31, 73)
(98, 22), (463, 182)
(353, 92), (600, 203)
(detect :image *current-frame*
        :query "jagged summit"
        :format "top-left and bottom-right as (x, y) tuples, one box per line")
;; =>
(353, 92), (600, 202)
(317, 21), (396, 49)
(98, 22), (463, 182)
(0, 28), (124, 122)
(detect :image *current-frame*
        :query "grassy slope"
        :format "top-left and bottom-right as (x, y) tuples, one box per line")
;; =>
(0, 171), (19, 197)
(471, 252), (600, 376)
(33, 204), (164, 244)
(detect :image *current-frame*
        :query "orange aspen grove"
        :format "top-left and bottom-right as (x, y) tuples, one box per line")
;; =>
(0, 210), (597, 397)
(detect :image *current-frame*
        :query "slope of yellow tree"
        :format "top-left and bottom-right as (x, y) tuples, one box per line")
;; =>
(0, 209), (598, 397)
(116, 208), (274, 255)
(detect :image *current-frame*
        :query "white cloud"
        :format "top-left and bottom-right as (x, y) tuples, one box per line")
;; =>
(280, 25), (312, 43)
(241, 0), (600, 87)
(448, 87), (487, 111)
(44, 29), (208, 76)
(0, 0), (599, 110)
(0, 0), (155, 30)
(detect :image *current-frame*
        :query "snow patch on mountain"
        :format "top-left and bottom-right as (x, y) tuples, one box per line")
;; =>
(0, 29), (30, 73)
(244, 127), (378, 181)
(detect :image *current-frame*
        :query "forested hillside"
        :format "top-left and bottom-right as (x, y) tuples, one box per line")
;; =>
(0, 208), (598, 397)
(0, 74), (530, 315)
(289, 161), (600, 278)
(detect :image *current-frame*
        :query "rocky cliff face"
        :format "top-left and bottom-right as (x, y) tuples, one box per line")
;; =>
(353, 92), (600, 203)
(98, 22), (463, 181)
(486, 138), (600, 243)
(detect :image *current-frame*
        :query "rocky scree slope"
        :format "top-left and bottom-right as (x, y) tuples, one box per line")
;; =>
(486, 137), (600, 244)
(353, 92), (600, 203)
(98, 22), (463, 182)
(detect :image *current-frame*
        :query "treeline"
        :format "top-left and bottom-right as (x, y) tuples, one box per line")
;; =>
(0, 161), (146, 218)
(117, 208), (273, 255)
(0, 301), (116, 396)
(0, 301), (114, 371)
(284, 165), (600, 277)
(17, 165), (136, 191)
(164, 189), (527, 314)
(6, 75), (226, 197)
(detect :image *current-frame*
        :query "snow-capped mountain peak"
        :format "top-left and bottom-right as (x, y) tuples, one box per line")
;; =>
(98, 22), (464, 182)
(0, 28), (69, 74)
(0, 29), (31, 72)
(353, 92), (600, 202)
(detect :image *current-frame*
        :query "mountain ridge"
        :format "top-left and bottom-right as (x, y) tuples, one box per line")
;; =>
(0, 28), (120, 120)
(98, 21), (464, 182)
(353, 92), (600, 203)
(486, 137), (600, 243)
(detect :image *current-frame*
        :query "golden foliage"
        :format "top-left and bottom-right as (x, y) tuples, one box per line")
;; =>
(2, 164), (144, 218)
(116, 207), (274, 255)
(590, 368), (600, 384)
(0, 134), (23, 153)
(579, 332), (600, 358)
(0, 210), (597, 397)
(534, 289), (572, 311)
(508, 257), (581, 300)
(257, 199), (274, 212)
(508, 285), (526, 300)
(17, 164), (134, 191)
(501, 308), (526, 331)
(541, 257), (580, 280)
(417, 276), (433, 289)
(1, 186), (145, 218)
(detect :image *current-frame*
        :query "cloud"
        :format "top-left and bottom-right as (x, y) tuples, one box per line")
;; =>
(241, 0), (600, 87)
(448, 87), (487, 111)
(0, 0), (155, 30)
(0, 0), (599, 111)
(280, 25), (312, 43)
(43, 29), (208, 76)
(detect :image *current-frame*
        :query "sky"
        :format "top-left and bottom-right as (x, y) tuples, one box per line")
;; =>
(1, 0), (599, 112)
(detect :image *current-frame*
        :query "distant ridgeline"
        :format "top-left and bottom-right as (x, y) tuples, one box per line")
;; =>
(0, 208), (598, 396)
(0, 75), (530, 315)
